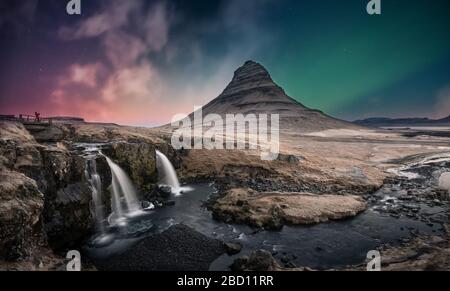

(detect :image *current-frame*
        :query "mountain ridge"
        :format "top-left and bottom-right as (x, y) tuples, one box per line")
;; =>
(354, 115), (450, 127)
(191, 60), (360, 133)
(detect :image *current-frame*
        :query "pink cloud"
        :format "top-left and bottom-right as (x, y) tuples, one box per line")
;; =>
(48, 0), (262, 126)
(59, 0), (139, 40)
(101, 63), (163, 103)
(60, 63), (104, 88)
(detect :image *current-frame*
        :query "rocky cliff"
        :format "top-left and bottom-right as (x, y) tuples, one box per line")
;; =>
(0, 122), (96, 262)
(0, 121), (180, 269)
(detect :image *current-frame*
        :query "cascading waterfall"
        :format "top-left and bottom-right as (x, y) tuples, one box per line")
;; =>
(85, 159), (105, 234)
(79, 144), (152, 246)
(155, 150), (181, 193)
(104, 155), (142, 226)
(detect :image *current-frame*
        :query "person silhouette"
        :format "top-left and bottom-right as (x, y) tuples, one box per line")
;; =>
(35, 112), (40, 122)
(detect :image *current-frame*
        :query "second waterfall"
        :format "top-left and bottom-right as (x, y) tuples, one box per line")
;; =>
(155, 150), (191, 195)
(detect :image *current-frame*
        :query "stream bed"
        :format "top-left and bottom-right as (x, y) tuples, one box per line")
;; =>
(84, 179), (448, 270)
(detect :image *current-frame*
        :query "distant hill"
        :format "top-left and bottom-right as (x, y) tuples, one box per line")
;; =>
(49, 116), (85, 124)
(353, 116), (450, 128)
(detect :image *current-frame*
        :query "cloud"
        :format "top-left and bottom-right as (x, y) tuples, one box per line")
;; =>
(101, 63), (162, 103)
(51, 0), (272, 126)
(142, 2), (171, 52)
(59, 0), (139, 40)
(60, 63), (104, 88)
(103, 31), (147, 68)
(53, 1), (173, 124)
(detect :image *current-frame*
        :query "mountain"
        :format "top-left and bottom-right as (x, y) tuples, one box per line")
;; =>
(354, 116), (450, 128)
(190, 60), (359, 133)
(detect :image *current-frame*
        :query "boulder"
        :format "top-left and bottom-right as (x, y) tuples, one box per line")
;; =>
(230, 250), (281, 271)
(224, 242), (243, 255)
(212, 188), (367, 229)
(157, 185), (172, 198)
(0, 170), (45, 261)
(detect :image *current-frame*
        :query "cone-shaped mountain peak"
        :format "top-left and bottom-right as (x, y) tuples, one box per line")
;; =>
(197, 60), (359, 132)
(233, 60), (273, 83)
(220, 60), (277, 98)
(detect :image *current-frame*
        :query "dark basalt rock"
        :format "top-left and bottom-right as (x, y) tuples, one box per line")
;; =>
(93, 224), (226, 271)
(40, 148), (95, 249)
(44, 182), (94, 249)
(157, 185), (172, 198)
(224, 242), (242, 256)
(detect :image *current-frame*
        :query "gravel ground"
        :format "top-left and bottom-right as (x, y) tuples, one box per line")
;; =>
(93, 224), (225, 271)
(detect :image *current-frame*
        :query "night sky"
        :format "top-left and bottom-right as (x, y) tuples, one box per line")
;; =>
(1, 0), (450, 126)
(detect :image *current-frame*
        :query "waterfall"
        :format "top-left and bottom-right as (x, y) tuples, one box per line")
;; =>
(104, 156), (141, 225)
(155, 150), (192, 195)
(85, 159), (105, 234)
(104, 155), (142, 226)
(156, 150), (181, 190)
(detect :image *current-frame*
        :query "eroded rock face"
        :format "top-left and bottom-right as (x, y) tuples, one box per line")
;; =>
(0, 170), (45, 261)
(0, 123), (47, 261)
(23, 124), (64, 142)
(40, 148), (94, 249)
(212, 188), (367, 229)
(0, 122), (95, 260)
(92, 155), (113, 215)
